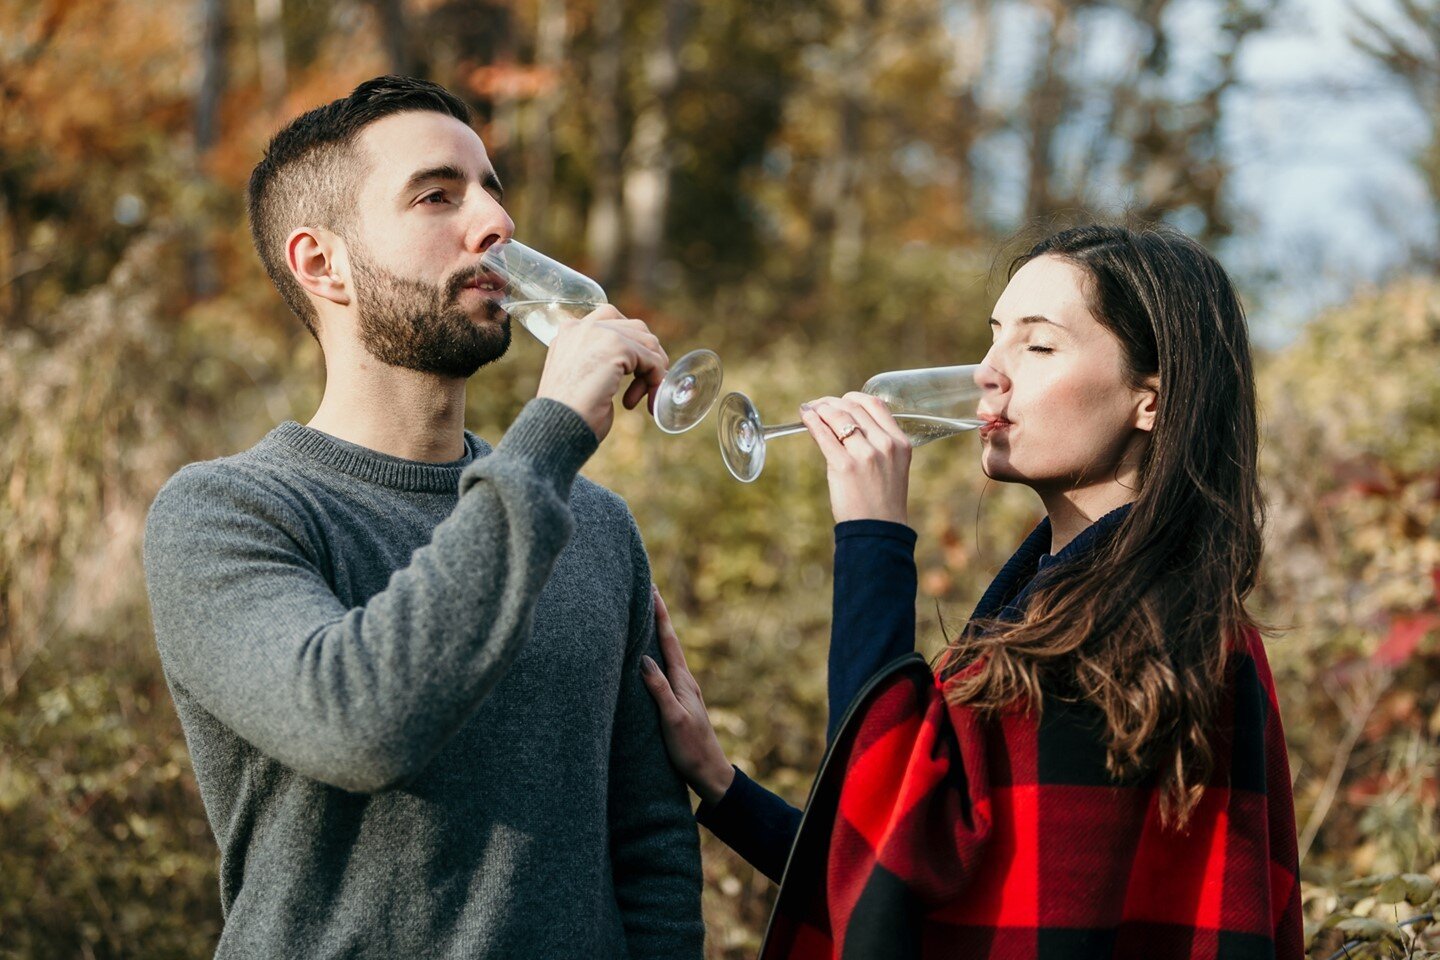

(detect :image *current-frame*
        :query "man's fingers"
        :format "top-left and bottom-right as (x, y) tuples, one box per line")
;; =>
(622, 377), (649, 411)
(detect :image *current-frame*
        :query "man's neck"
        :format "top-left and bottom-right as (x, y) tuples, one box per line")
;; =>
(307, 352), (470, 463)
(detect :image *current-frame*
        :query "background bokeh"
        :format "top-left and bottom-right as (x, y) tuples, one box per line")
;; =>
(1, 0), (1438, 956)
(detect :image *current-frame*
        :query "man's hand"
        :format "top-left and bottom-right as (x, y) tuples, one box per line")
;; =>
(535, 306), (669, 441)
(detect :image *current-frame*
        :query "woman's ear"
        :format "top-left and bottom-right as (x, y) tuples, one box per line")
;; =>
(1135, 375), (1160, 433)
(287, 227), (352, 307)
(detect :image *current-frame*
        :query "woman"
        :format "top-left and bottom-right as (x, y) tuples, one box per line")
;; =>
(641, 224), (1304, 959)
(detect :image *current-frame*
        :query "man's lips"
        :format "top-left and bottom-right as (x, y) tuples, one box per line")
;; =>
(459, 276), (505, 300)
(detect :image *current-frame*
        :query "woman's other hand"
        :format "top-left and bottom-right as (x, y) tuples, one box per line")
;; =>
(640, 587), (735, 806)
(800, 392), (913, 525)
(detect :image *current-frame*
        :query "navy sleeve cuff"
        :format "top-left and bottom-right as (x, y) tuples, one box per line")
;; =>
(835, 519), (917, 545)
(695, 766), (802, 884)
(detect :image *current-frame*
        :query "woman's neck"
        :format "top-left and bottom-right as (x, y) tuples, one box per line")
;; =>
(1038, 484), (1138, 555)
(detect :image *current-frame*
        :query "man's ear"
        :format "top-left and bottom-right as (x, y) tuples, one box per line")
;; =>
(1135, 375), (1160, 433)
(287, 227), (352, 307)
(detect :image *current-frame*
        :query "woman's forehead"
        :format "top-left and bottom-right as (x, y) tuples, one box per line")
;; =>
(994, 256), (1096, 329)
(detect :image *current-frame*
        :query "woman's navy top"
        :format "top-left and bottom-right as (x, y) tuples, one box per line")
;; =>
(695, 506), (1132, 883)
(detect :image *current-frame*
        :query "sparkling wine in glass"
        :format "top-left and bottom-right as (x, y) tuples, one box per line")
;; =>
(718, 364), (984, 483)
(478, 239), (723, 434)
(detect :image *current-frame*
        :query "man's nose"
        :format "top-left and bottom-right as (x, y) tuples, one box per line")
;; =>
(465, 191), (514, 254)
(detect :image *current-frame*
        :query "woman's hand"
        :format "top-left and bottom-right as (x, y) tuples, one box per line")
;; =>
(800, 392), (913, 525)
(640, 587), (735, 806)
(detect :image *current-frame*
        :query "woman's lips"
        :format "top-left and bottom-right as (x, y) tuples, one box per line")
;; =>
(978, 415), (1012, 440)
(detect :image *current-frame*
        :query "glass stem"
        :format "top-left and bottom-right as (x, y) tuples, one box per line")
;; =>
(762, 422), (809, 441)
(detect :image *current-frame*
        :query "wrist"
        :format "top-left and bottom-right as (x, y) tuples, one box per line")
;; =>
(696, 761), (735, 806)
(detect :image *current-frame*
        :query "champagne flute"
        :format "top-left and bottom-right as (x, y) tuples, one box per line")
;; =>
(718, 364), (984, 482)
(478, 239), (723, 434)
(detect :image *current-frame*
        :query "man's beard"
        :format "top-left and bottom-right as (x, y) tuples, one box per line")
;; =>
(350, 248), (510, 379)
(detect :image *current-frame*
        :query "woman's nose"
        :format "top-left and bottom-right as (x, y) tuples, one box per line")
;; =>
(974, 352), (1008, 393)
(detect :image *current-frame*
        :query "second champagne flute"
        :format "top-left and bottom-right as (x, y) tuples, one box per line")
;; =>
(718, 364), (985, 482)
(478, 238), (723, 434)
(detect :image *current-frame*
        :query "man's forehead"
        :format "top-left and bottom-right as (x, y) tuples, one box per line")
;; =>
(358, 111), (492, 185)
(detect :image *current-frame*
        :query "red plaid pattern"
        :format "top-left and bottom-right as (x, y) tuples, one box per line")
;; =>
(760, 629), (1302, 959)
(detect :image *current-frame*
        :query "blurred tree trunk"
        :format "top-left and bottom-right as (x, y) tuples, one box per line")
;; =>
(0, 183), (27, 332)
(810, 0), (877, 285)
(521, 0), (567, 247)
(1023, 1), (1076, 223)
(946, 0), (996, 238)
(1352, 0), (1440, 263)
(585, 0), (624, 288)
(371, 0), (426, 77)
(1123, 0), (1270, 242)
(256, 0), (286, 113)
(191, 0), (228, 298)
(623, 0), (692, 296)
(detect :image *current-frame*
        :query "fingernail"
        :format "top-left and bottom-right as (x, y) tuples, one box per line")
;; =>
(641, 655), (659, 675)
(800, 402), (812, 412)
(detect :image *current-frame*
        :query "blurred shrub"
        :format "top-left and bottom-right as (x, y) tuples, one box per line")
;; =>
(1255, 278), (1440, 956)
(3, 234), (1438, 957)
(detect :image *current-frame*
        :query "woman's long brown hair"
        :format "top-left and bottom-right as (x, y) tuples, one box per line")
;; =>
(941, 223), (1264, 828)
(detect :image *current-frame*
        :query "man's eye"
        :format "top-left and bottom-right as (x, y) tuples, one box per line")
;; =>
(1027, 345), (1055, 354)
(419, 191), (449, 205)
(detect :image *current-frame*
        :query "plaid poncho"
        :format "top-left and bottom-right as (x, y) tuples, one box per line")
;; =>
(758, 516), (1304, 959)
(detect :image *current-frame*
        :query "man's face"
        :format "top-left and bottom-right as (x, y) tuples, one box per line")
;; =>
(345, 111), (516, 379)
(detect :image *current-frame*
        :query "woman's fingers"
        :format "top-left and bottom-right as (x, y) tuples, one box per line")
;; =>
(652, 587), (693, 678)
(800, 398), (854, 467)
(640, 654), (687, 725)
(810, 397), (869, 448)
(641, 590), (736, 805)
(845, 391), (910, 447)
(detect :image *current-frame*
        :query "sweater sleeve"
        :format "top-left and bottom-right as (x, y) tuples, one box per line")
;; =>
(829, 520), (918, 742)
(143, 399), (596, 794)
(692, 521), (919, 884)
(694, 767), (802, 884)
(607, 515), (705, 958)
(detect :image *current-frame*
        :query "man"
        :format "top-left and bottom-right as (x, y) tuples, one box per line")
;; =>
(143, 75), (703, 958)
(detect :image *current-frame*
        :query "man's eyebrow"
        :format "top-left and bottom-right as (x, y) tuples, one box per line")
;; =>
(397, 164), (505, 200)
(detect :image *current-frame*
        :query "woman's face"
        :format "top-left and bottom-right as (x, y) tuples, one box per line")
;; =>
(974, 255), (1157, 496)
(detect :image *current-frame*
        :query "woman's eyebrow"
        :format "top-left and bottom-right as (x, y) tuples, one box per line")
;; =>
(991, 314), (1070, 331)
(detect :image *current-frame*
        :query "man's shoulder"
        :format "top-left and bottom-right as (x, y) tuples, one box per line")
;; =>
(570, 473), (636, 529)
(147, 432), (308, 532)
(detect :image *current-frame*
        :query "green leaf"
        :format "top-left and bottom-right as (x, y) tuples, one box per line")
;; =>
(1333, 916), (1407, 945)
(1401, 873), (1437, 905)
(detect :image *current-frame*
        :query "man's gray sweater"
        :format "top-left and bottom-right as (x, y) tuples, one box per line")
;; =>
(143, 399), (703, 959)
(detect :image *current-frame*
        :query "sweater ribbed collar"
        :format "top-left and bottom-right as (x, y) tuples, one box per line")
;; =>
(969, 502), (1134, 626)
(265, 420), (491, 493)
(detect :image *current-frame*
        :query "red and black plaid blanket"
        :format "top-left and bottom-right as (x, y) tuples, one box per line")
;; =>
(759, 629), (1303, 959)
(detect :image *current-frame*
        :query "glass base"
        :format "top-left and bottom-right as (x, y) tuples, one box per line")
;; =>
(717, 392), (765, 482)
(654, 349), (724, 434)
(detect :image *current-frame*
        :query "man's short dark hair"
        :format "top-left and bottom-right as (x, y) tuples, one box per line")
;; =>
(246, 75), (471, 337)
